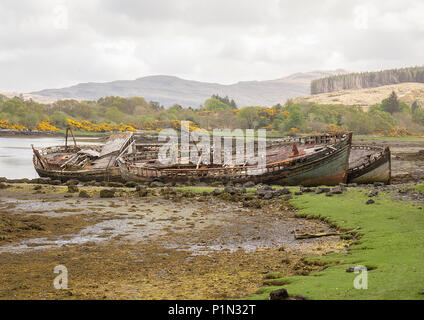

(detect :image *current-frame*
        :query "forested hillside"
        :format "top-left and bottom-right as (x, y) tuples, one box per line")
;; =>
(311, 66), (424, 94)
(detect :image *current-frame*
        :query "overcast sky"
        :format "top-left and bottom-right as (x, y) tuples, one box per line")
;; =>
(1, 0), (423, 92)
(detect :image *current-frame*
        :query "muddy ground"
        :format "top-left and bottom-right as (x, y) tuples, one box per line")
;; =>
(0, 184), (344, 299)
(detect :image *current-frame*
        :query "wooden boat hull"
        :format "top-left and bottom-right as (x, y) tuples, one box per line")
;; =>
(347, 146), (391, 184)
(34, 165), (123, 182)
(119, 133), (352, 186)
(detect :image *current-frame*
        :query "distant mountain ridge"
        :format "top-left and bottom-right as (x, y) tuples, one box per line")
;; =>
(311, 66), (424, 95)
(31, 70), (347, 107)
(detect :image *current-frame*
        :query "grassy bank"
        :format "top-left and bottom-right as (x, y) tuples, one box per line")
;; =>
(249, 189), (424, 300)
(354, 135), (424, 142)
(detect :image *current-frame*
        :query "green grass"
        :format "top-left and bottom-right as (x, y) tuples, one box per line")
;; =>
(413, 184), (424, 193)
(354, 135), (424, 142)
(248, 189), (424, 300)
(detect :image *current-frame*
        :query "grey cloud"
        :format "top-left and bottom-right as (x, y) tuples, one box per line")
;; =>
(0, 0), (422, 92)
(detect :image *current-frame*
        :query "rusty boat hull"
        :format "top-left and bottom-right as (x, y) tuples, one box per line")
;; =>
(347, 145), (391, 184)
(119, 133), (352, 186)
(32, 132), (135, 182)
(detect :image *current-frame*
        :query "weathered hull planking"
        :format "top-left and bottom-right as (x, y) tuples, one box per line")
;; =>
(119, 133), (352, 186)
(34, 166), (123, 182)
(347, 146), (391, 184)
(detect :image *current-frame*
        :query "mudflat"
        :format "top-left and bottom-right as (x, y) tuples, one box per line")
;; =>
(0, 184), (343, 299)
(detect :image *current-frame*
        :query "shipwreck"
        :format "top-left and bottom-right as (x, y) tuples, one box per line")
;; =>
(32, 128), (135, 182)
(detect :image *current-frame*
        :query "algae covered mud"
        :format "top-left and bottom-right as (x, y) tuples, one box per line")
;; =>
(0, 182), (343, 299)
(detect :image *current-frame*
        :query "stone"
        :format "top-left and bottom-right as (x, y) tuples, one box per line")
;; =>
(263, 191), (274, 200)
(366, 199), (375, 205)
(65, 179), (79, 186)
(294, 191), (303, 196)
(213, 188), (223, 196)
(331, 186), (343, 194)
(281, 188), (291, 195)
(108, 182), (124, 188)
(269, 288), (289, 300)
(224, 186), (237, 195)
(0, 182), (8, 189)
(78, 190), (90, 198)
(316, 187), (330, 194)
(325, 192), (333, 197)
(124, 181), (137, 188)
(283, 195), (293, 201)
(100, 189), (115, 198)
(67, 185), (79, 193)
(243, 181), (255, 188)
(150, 181), (164, 188)
(368, 189), (379, 197)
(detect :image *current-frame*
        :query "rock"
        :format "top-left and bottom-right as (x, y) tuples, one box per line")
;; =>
(346, 267), (355, 273)
(269, 288), (289, 300)
(211, 181), (223, 187)
(124, 181), (137, 188)
(283, 195), (293, 201)
(243, 181), (255, 188)
(294, 191), (303, 196)
(347, 183), (358, 188)
(263, 191), (274, 200)
(368, 189), (379, 197)
(303, 187), (315, 193)
(295, 294), (308, 300)
(65, 179), (79, 186)
(67, 185), (79, 193)
(33, 185), (42, 191)
(78, 190), (90, 198)
(137, 189), (148, 197)
(213, 188), (222, 196)
(150, 181), (164, 188)
(0, 177), (8, 183)
(0, 182), (8, 189)
(316, 187), (330, 194)
(331, 186), (343, 194)
(417, 150), (424, 156)
(107, 182), (124, 188)
(325, 192), (333, 197)
(50, 180), (61, 185)
(260, 184), (272, 190)
(281, 188), (291, 195)
(366, 199), (375, 205)
(224, 186), (237, 195)
(373, 182), (385, 187)
(100, 189), (115, 198)
(196, 182), (208, 187)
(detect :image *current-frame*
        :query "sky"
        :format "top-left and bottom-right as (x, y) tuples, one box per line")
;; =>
(1, 0), (424, 92)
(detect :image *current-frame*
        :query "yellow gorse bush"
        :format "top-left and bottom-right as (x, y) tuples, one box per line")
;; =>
(67, 118), (136, 132)
(37, 118), (58, 132)
(0, 119), (26, 131)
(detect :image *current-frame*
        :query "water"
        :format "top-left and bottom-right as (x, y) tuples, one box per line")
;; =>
(0, 136), (101, 179)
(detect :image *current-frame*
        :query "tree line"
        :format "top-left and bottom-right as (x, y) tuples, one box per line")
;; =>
(311, 66), (424, 94)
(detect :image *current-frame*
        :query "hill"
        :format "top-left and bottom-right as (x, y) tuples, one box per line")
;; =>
(311, 66), (424, 94)
(293, 82), (424, 109)
(30, 70), (347, 107)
